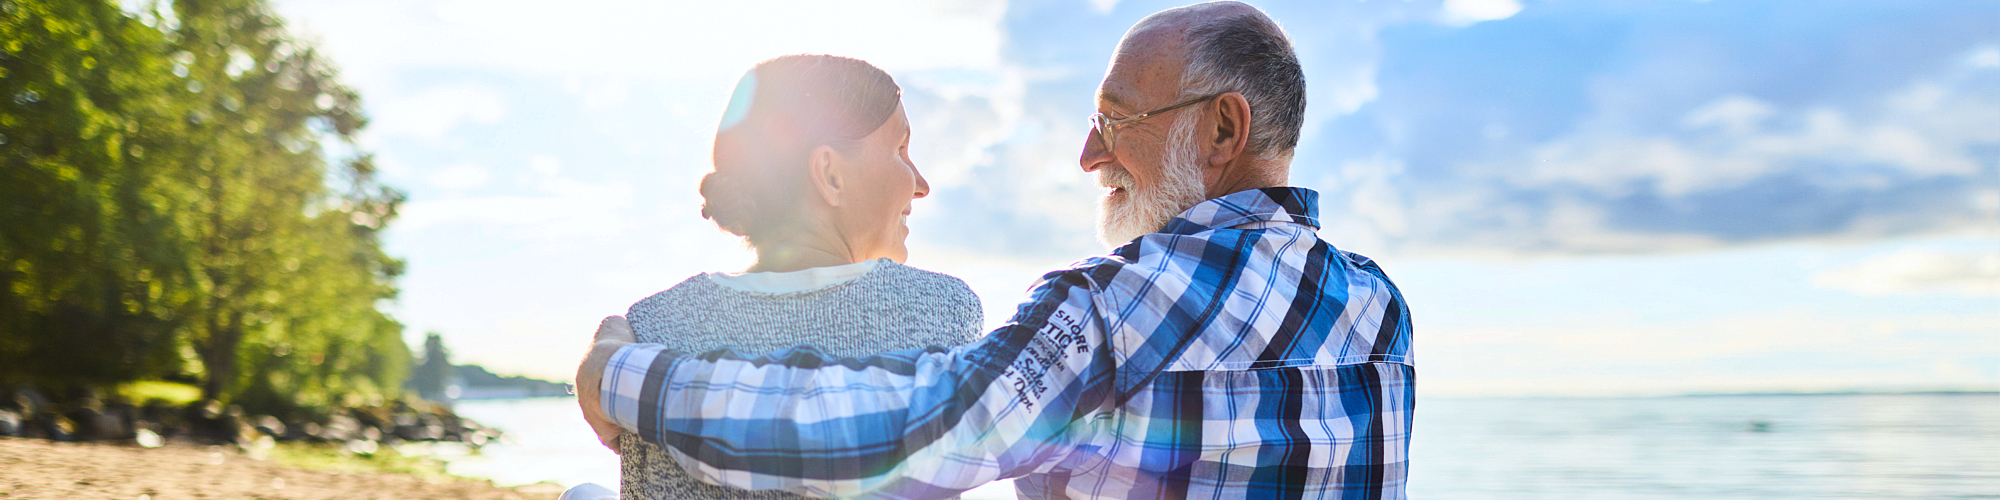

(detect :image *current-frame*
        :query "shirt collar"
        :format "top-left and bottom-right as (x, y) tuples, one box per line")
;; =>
(1159, 187), (1320, 235)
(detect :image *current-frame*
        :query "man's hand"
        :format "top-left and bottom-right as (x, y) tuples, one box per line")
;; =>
(576, 315), (636, 454)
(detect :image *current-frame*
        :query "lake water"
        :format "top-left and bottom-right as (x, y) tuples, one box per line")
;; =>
(1408, 393), (1998, 499)
(444, 393), (1999, 499)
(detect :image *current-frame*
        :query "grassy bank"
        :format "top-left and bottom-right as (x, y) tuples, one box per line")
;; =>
(267, 441), (457, 481)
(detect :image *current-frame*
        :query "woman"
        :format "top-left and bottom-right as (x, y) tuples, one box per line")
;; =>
(614, 55), (983, 500)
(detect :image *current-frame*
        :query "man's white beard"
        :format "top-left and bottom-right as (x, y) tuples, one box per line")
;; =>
(1096, 112), (1208, 247)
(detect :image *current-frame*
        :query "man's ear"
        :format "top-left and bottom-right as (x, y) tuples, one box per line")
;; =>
(807, 145), (845, 207)
(1206, 92), (1252, 170)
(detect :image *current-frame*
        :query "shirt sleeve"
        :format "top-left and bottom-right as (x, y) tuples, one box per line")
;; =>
(599, 267), (1119, 498)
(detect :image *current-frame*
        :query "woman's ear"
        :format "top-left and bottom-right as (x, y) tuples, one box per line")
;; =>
(807, 144), (845, 207)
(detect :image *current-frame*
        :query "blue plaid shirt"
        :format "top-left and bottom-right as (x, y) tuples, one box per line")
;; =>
(602, 187), (1414, 499)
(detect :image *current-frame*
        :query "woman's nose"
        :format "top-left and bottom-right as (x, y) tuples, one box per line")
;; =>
(911, 165), (931, 199)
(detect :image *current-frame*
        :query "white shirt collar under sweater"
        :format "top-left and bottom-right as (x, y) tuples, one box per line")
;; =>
(704, 258), (882, 294)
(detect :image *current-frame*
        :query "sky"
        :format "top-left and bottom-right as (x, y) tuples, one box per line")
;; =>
(248, 0), (1999, 397)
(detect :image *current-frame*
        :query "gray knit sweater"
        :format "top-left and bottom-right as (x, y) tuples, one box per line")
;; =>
(616, 259), (984, 500)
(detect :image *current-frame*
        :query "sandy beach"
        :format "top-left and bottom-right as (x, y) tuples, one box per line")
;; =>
(0, 437), (559, 499)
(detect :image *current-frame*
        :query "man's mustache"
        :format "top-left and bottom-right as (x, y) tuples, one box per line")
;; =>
(1097, 167), (1135, 190)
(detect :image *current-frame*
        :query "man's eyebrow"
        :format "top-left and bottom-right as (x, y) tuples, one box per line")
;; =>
(1096, 89), (1129, 109)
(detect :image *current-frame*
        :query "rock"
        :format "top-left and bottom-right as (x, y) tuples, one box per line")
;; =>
(395, 412), (445, 441)
(65, 386), (101, 405)
(279, 415), (313, 441)
(343, 438), (378, 456)
(184, 400), (243, 445)
(140, 402), (188, 439)
(294, 421), (325, 442)
(9, 385), (50, 416)
(251, 415), (286, 438)
(413, 424), (444, 441)
(321, 414), (360, 442)
(103, 402), (138, 440)
(30, 413), (75, 441)
(0, 408), (20, 437)
(447, 418), (481, 442)
(191, 400), (223, 420)
(63, 407), (129, 441)
(134, 427), (164, 448)
(350, 409), (386, 434)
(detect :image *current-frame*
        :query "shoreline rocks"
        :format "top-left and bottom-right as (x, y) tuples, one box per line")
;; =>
(0, 384), (503, 453)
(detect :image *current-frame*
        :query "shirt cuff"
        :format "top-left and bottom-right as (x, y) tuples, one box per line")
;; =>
(598, 343), (669, 433)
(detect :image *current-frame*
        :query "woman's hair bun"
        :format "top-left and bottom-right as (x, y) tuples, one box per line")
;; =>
(697, 169), (753, 238)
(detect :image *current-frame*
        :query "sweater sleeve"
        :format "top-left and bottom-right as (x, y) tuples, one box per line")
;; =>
(938, 274), (986, 346)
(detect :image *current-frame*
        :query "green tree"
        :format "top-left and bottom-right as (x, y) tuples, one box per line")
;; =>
(0, 0), (197, 387)
(1, 0), (408, 415)
(410, 332), (451, 402)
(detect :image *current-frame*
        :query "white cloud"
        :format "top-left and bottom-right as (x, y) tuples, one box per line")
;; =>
(1969, 44), (2000, 68)
(895, 70), (1108, 260)
(903, 83), (1020, 187)
(528, 154), (562, 176)
(576, 77), (629, 110)
(1315, 155), (1410, 255)
(1813, 248), (2000, 297)
(1440, 0), (1523, 27)
(1392, 63), (2000, 255)
(1523, 83), (1993, 197)
(273, 0), (1008, 89)
(395, 176), (635, 241)
(428, 162), (491, 191)
(369, 83), (508, 140)
(1303, 0), (2000, 256)
(1681, 94), (1775, 135)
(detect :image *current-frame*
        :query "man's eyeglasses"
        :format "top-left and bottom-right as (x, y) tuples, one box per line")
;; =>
(1088, 94), (1221, 152)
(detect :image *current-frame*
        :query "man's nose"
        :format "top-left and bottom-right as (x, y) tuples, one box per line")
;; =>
(1079, 128), (1112, 173)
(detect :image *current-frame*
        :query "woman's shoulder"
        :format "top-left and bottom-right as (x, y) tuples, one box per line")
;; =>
(863, 260), (979, 304)
(859, 260), (986, 342)
(624, 274), (721, 325)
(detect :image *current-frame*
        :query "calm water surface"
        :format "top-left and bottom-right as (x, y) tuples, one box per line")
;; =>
(445, 393), (1998, 499)
(1410, 393), (1999, 499)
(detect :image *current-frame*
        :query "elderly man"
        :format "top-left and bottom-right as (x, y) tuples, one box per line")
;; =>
(577, 2), (1414, 498)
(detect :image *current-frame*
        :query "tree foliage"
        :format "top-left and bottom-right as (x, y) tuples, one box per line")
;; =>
(0, 0), (407, 415)
(409, 332), (451, 403)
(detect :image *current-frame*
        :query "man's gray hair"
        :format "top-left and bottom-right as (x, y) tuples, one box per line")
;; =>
(1180, 12), (1306, 160)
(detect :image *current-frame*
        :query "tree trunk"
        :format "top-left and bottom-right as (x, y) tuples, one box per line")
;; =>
(200, 310), (244, 402)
